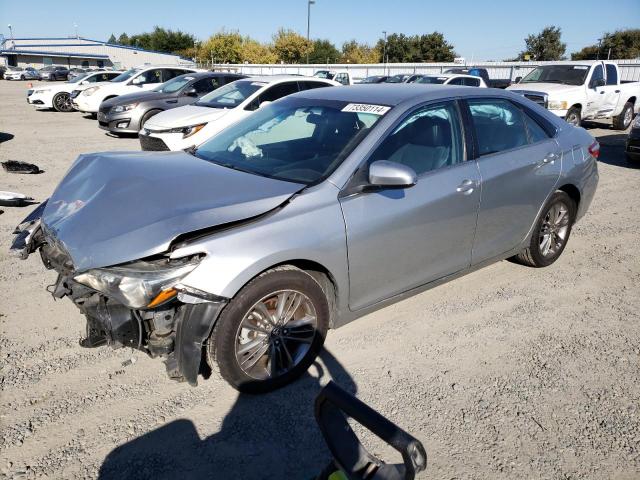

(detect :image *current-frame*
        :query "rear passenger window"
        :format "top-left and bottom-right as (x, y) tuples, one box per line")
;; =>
(605, 64), (618, 85)
(464, 78), (480, 87)
(369, 102), (463, 175)
(468, 99), (528, 155)
(298, 81), (330, 91)
(522, 112), (550, 143)
(448, 77), (465, 86)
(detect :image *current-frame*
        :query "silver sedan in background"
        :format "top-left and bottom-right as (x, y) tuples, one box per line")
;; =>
(11, 85), (598, 393)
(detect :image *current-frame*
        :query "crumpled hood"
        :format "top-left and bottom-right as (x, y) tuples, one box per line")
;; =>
(42, 151), (303, 271)
(507, 82), (581, 96)
(102, 90), (173, 108)
(144, 104), (229, 130)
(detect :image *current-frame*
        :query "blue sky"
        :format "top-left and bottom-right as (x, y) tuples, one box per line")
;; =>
(1, 0), (638, 60)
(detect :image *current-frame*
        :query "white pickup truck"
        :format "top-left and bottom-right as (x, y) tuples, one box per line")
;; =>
(313, 69), (354, 85)
(508, 61), (639, 130)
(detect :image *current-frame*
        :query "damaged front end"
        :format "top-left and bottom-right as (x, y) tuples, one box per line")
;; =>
(11, 210), (227, 386)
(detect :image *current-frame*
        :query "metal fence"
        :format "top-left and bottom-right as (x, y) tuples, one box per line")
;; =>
(198, 59), (640, 83)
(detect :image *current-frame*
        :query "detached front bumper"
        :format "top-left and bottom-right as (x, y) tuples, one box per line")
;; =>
(73, 95), (100, 113)
(27, 92), (53, 109)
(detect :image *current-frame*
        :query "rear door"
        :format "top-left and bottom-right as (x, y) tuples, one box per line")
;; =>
(340, 101), (481, 310)
(466, 98), (561, 263)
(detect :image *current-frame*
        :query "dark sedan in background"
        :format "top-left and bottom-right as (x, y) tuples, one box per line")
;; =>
(98, 72), (247, 134)
(39, 66), (70, 81)
(626, 115), (640, 162)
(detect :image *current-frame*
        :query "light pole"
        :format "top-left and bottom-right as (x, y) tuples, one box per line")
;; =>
(306, 0), (315, 64)
(7, 24), (13, 40)
(74, 23), (79, 39)
(382, 31), (387, 75)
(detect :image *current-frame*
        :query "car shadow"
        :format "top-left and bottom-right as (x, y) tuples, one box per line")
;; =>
(97, 349), (356, 480)
(593, 131), (639, 169)
(105, 132), (139, 139)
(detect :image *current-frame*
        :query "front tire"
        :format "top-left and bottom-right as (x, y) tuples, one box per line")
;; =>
(52, 92), (73, 112)
(565, 106), (581, 127)
(613, 102), (634, 130)
(206, 266), (329, 393)
(515, 191), (576, 268)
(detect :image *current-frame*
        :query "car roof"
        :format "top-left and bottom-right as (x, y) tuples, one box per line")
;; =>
(241, 74), (333, 84)
(292, 83), (511, 106)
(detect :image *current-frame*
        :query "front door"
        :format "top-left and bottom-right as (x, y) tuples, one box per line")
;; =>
(465, 98), (562, 263)
(340, 101), (481, 310)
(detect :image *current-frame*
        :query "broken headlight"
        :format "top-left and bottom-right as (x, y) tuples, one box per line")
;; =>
(74, 258), (200, 309)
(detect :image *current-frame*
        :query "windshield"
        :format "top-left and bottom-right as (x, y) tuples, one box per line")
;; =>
(520, 65), (590, 86)
(154, 75), (193, 93)
(385, 75), (405, 83)
(313, 71), (335, 80)
(110, 68), (140, 83)
(67, 73), (90, 84)
(415, 76), (447, 84)
(194, 98), (386, 184)
(195, 80), (263, 109)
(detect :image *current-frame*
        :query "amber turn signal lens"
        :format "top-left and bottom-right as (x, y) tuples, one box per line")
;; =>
(147, 288), (178, 308)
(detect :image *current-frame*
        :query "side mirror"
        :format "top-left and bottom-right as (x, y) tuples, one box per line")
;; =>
(368, 160), (417, 188)
(514, 76), (522, 83)
(259, 100), (272, 109)
(183, 87), (198, 97)
(591, 78), (605, 88)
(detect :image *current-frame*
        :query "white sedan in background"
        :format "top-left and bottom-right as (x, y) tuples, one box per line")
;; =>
(27, 71), (121, 112)
(414, 73), (488, 88)
(72, 65), (198, 114)
(139, 75), (339, 151)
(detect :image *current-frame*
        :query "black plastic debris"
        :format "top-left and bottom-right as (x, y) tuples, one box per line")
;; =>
(0, 191), (36, 207)
(2, 160), (44, 174)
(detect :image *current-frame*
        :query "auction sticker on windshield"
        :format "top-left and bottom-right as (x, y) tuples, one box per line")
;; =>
(342, 103), (391, 115)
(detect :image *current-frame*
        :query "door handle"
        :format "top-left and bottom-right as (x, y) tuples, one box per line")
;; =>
(539, 152), (558, 166)
(599, 91), (605, 94)
(615, 89), (620, 93)
(456, 179), (475, 195)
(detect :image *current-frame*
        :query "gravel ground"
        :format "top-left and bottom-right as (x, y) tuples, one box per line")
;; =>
(0, 79), (639, 480)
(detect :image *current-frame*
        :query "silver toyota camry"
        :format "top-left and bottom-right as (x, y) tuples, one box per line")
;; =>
(11, 84), (599, 393)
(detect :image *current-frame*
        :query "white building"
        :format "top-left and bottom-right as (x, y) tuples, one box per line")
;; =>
(0, 36), (194, 70)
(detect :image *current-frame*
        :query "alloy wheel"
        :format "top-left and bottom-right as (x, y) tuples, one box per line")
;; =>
(54, 93), (73, 112)
(565, 112), (579, 126)
(234, 289), (317, 380)
(539, 201), (570, 258)
(623, 108), (633, 129)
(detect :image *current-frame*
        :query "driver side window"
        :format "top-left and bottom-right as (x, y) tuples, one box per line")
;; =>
(590, 65), (604, 87)
(134, 69), (163, 85)
(369, 102), (463, 175)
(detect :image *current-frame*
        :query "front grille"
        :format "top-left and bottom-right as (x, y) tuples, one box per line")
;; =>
(70, 90), (81, 99)
(139, 135), (169, 151)
(523, 93), (547, 108)
(99, 120), (109, 127)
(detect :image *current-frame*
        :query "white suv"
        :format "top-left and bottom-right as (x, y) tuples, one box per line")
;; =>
(28, 71), (121, 112)
(139, 75), (338, 151)
(72, 66), (198, 114)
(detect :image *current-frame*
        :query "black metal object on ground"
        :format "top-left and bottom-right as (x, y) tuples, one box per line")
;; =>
(2, 160), (44, 174)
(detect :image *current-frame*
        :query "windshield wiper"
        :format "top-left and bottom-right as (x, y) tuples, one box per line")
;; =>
(183, 145), (198, 157)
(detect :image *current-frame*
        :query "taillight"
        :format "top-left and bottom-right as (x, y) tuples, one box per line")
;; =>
(588, 141), (600, 159)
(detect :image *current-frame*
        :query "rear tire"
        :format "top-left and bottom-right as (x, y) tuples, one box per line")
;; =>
(613, 102), (634, 130)
(206, 266), (329, 394)
(514, 191), (576, 268)
(565, 106), (581, 127)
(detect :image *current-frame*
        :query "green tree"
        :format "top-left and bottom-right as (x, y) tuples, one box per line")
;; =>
(518, 26), (566, 61)
(107, 33), (117, 44)
(240, 37), (278, 64)
(308, 39), (340, 64)
(572, 29), (640, 60)
(272, 28), (313, 63)
(201, 30), (244, 63)
(413, 32), (456, 62)
(340, 40), (379, 64)
(376, 33), (413, 63)
(117, 33), (130, 45)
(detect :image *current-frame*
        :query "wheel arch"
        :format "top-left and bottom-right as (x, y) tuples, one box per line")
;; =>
(557, 183), (581, 210)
